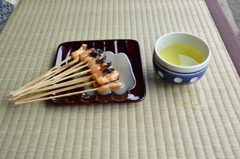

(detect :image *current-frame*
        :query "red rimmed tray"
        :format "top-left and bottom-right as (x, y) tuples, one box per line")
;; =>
(49, 39), (146, 105)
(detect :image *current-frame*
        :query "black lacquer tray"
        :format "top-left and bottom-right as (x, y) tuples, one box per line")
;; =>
(50, 39), (146, 105)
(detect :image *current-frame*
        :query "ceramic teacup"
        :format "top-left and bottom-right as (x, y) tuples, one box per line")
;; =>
(153, 32), (211, 85)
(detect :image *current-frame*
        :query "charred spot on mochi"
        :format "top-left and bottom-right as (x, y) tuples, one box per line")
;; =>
(96, 49), (103, 53)
(96, 54), (107, 63)
(89, 49), (103, 57)
(98, 68), (115, 77)
(102, 60), (112, 67)
(104, 68), (115, 74)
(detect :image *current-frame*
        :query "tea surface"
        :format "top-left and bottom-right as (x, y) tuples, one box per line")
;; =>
(159, 43), (206, 66)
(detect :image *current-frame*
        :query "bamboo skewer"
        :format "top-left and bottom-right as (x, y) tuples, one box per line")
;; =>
(22, 61), (88, 91)
(9, 57), (82, 97)
(14, 81), (124, 105)
(37, 57), (81, 82)
(15, 87), (98, 105)
(8, 44), (123, 105)
(10, 59), (89, 100)
(10, 69), (91, 101)
(14, 81), (96, 104)
(28, 76), (91, 94)
(47, 62), (87, 81)
(9, 61), (88, 100)
(9, 44), (88, 96)
(9, 56), (72, 96)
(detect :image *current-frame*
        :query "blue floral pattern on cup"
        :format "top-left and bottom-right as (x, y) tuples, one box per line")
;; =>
(153, 56), (208, 85)
(153, 32), (211, 85)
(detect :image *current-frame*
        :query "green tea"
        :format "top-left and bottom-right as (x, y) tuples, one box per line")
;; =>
(159, 43), (206, 66)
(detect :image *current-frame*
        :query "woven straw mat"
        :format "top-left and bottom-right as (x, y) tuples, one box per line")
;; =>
(0, 0), (240, 158)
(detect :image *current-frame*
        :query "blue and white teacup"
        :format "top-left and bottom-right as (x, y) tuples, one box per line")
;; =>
(153, 32), (211, 85)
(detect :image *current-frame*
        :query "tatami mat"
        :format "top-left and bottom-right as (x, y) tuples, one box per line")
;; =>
(0, 0), (240, 158)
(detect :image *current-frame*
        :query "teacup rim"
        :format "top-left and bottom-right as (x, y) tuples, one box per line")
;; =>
(154, 32), (211, 70)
